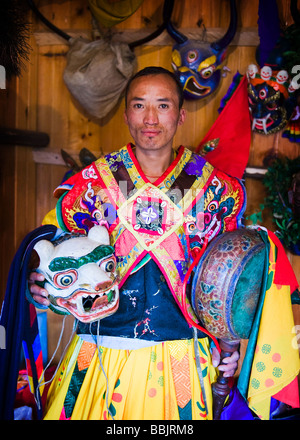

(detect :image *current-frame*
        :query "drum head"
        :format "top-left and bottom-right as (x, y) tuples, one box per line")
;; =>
(191, 228), (267, 341)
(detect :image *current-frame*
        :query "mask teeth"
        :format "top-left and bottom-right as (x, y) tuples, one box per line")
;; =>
(76, 292), (101, 314)
(78, 289), (117, 315)
(262, 117), (268, 134)
(252, 113), (271, 134)
(74, 295), (85, 315)
(82, 294), (99, 312)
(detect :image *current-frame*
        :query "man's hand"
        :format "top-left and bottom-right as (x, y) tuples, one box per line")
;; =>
(211, 347), (239, 377)
(28, 272), (50, 306)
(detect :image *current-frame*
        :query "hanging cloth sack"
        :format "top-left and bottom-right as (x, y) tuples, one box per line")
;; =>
(63, 37), (137, 121)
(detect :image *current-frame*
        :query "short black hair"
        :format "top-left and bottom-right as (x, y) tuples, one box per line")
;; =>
(124, 66), (184, 109)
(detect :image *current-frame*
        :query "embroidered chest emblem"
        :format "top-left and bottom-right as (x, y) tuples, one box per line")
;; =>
(118, 183), (184, 251)
(134, 196), (167, 235)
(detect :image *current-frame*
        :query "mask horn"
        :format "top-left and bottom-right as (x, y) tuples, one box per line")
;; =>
(129, 0), (184, 49)
(164, 0), (188, 44)
(211, 0), (237, 52)
(27, 0), (71, 41)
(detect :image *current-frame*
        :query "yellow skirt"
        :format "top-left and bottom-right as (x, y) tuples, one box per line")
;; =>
(44, 335), (217, 420)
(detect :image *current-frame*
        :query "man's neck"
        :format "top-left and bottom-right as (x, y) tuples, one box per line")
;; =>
(134, 146), (174, 179)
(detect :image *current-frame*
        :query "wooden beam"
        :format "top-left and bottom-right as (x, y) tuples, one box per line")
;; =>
(32, 148), (102, 166)
(34, 27), (259, 47)
(0, 128), (50, 148)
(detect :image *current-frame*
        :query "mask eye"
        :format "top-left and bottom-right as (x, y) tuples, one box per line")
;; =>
(100, 257), (116, 273)
(186, 50), (198, 64)
(208, 201), (219, 212)
(259, 89), (267, 100)
(200, 66), (214, 79)
(266, 102), (278, 110)
(187, 222), (196, 234)
(54, 270), (78, 288)
(248, 96), (256, 105)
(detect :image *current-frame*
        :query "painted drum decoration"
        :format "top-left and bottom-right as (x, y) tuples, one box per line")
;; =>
(191, 228), (266, 341)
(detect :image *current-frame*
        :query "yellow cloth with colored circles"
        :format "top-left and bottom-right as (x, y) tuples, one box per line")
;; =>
(247, 237), (300, 419)
(44, 336), (217, 420)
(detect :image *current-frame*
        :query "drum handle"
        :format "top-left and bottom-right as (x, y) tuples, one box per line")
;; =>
(181, 236), (221, 354)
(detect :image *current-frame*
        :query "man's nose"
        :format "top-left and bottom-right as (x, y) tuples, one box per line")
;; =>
(143, 107), (159, 125)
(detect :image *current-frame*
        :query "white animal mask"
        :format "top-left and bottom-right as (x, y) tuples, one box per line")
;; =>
(33, 226), (119, 323)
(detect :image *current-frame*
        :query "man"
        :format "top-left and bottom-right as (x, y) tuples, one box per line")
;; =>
(29, 66), (246, 420)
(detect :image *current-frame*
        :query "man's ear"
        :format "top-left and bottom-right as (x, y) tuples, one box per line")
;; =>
(123, 110), (129, 126)
(178, 108), (186, 126)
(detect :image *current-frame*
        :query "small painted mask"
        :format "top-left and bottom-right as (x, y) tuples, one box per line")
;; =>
(171, 40), (226, 100)
(247, 64), (299, 134)
(166, 0), (237, 100)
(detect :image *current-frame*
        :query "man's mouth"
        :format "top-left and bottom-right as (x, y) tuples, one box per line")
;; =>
(141, 130), (161, 137)
(53, 285), (119, 323)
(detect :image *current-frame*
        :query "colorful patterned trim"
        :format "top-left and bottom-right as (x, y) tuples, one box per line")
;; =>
(56, 192), (69, 231)
(126, 143), (191, 188)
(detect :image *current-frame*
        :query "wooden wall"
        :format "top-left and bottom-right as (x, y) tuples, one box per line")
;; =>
(1, 0), (300, 370)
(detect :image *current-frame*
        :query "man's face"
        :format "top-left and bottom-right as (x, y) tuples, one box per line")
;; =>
(124, 74), (186, 154)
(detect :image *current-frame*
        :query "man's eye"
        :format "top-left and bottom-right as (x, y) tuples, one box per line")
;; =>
(133, 103), (143, 109)
(159, 104), (169, 109)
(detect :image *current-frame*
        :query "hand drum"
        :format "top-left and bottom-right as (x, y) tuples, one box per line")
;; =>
(191, 228), (267, 419)
(191, 228), (266, 342)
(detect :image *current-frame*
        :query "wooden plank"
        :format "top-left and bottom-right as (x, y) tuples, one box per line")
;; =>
(32, 148), (102, 166)
(13, 28), (39, 248)
(33, 149), (66, 166)
(36, 163), (68, 226)
(37, 45), (70, 150)
(34, 0), (92, 31)
(0, 145), (16, 306)
(34, 27), (260, 47)
(0, 77), (17, 305)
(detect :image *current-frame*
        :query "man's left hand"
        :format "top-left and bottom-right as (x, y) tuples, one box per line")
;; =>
(211, 348), (240, 377)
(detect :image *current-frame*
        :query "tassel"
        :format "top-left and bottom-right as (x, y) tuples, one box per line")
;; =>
(0, 0), (31, 79)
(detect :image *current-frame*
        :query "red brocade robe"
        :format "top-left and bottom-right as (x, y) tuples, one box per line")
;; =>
(49, 144), (246, 324)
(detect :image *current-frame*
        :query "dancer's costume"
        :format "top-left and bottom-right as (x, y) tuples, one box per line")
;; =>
(0, 78), (299, 420)
(37, 144), (298, 420)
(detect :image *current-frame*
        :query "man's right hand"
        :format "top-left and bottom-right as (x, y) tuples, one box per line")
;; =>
(28, 272), (50, 306)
